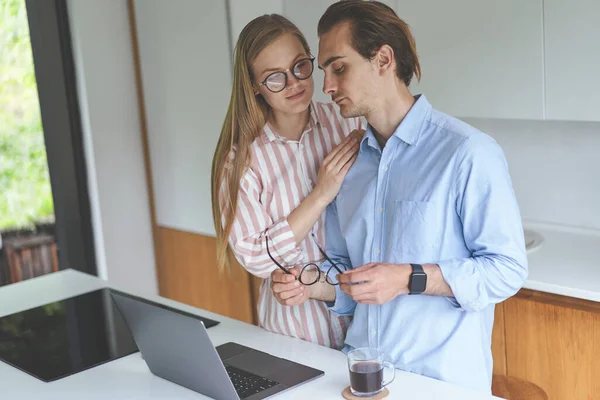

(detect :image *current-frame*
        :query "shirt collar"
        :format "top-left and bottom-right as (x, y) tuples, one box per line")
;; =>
(359, 94), (432, 152)
(360, 127), (380, 152)
(262, 101), (320, 143)
(393, 94), (431, 146)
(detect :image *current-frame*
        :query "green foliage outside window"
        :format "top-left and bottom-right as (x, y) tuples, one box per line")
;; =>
(0, 0), (54, 231)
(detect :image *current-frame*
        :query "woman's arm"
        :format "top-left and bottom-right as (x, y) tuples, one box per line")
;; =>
(226, 130), (363, 278)
(286, 129), (363, 244)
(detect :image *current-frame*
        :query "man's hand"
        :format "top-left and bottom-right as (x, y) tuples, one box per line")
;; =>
(337, 263), (412, 304)
(270, 267), (310, 306)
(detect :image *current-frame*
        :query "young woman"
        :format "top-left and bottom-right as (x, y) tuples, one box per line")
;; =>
(211, 14), (364, 349)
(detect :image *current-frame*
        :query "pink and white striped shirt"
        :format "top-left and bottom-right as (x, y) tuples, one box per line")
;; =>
(225, 101), (364, 349)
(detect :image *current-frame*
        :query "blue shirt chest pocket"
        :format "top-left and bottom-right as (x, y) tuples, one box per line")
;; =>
(390, 200), (441, 260)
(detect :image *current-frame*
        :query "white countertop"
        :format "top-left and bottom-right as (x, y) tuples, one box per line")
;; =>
(522, 220), (600, 302)
(0, 270), (501, 400)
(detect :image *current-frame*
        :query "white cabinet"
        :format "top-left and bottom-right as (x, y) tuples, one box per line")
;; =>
(227, 0), (599, 123)
(544, 0), (600, 122)
(395, 0), (544, 120)
(134, 0), (232, 236)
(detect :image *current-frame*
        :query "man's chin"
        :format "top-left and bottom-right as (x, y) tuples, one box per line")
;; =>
(340, 105), (363, 119)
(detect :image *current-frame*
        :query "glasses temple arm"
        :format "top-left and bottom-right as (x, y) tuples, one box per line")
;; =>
(311, 233), (345, 275)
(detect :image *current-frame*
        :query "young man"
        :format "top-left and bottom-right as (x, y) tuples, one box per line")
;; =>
(270, 0), (528, 393)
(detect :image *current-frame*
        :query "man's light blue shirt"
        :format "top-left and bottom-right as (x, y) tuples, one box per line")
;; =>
(322, 95), (528, 393)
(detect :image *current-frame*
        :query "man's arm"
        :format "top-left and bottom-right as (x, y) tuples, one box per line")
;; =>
(436, 135), (528, 311)
(338, 135), (527, 310)
(422, 264), (453, 296)
(336, 262), (453, 304)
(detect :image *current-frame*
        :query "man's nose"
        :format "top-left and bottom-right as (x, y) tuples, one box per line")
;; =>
(322, 74), (336, 95)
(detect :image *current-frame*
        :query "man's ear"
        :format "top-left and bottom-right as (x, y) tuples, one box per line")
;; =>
(375, 44), (395, 75)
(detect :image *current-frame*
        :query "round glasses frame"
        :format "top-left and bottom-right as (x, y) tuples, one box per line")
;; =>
(266, 233), (349, 286)
(258, 57), (315, 93)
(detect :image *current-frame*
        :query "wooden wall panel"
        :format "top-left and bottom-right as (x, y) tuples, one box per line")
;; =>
(491, 302), (507, 376)
(155, 227), (256, 325)
(504, 295), (600, 400)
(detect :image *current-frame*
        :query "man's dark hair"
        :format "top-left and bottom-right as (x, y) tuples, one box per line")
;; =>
(318, 0), (421, 86)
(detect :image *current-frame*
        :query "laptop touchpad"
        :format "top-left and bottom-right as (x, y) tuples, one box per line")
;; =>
(225, 349), (289, 377)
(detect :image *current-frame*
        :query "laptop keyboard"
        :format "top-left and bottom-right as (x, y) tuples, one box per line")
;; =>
(225, 365), (279, 399)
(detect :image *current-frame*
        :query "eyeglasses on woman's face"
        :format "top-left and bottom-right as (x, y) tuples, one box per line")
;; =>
(258, 57), (315, 93)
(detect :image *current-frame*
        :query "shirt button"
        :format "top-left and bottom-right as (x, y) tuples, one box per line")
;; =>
(382, 166), (388, 171)
(378, 207), (383, 213)
(371, 330), (377, 336)
(375, 248), (381, 255)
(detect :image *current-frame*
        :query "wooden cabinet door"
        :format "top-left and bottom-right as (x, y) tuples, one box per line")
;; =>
(504, 291), (600, 400)
(155, 227), (256, 324)
(491, 302), (507, 375)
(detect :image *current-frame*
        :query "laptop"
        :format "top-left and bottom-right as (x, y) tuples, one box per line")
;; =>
(110, 290), (324, 400)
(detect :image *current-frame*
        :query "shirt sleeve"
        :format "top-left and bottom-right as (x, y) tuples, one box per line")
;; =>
(437, 134), (529, 312)
(320, 199), (357, 316)
(223, 167), (303, 278)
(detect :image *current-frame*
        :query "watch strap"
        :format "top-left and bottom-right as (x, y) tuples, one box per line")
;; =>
(410, 263), (424, 274)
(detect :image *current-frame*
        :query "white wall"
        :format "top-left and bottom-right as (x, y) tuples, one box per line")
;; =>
(133, 0), (232, 237)
(229, 0), (283, 43)
(463, 118), (600, 231)
(68, 0), (158, 295)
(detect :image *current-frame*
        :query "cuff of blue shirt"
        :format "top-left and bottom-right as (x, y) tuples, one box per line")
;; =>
(323, 271), (356, 316)
(438, 258), (487, 312)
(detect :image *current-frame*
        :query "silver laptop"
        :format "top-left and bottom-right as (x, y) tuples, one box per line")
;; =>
(110, 290), (324, 400)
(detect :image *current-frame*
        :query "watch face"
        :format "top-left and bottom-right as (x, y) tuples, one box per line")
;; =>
(411, 273), (427, 293)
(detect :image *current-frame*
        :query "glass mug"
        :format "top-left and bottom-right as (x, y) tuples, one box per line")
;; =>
(347, 348), (395, 397)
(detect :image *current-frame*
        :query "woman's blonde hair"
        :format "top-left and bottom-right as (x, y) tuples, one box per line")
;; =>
(211, 14), (311, 273)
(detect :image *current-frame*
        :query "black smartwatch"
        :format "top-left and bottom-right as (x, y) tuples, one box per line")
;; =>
(409, 264), (427, 295)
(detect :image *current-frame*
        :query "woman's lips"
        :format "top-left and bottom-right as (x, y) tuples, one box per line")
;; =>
(287, 89), (305, 100)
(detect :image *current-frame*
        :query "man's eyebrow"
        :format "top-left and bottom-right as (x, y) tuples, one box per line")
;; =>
(318, 56), (345, 70)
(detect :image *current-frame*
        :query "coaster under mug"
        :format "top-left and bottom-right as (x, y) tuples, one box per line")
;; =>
(342, 386), (389, 399)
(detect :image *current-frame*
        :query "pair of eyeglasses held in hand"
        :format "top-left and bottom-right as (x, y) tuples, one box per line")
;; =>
(266, 233), (348, 286)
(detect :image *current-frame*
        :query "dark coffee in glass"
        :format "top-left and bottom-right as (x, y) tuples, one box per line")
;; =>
(347, 348), (395, 397)
(350, 361), (383, 394)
